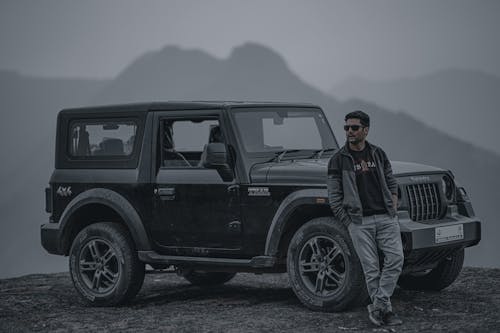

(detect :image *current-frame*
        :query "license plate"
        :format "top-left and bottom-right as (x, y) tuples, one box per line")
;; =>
(435, 224), (464, 244)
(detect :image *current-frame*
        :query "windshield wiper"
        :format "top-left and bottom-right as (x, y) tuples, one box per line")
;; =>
(267, 149), (301, 163)
(310, 148), (337, 159)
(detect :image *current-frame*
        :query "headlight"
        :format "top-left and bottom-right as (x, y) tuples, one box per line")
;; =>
(441, 174), (454, 201)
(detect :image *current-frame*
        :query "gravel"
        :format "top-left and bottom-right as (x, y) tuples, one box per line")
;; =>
(1, 267), (499, 332)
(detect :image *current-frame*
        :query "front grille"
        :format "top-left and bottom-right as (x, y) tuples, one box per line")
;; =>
(406, 183), (441, 222)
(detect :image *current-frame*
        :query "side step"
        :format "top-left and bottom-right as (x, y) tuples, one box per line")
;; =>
(138, 251), (276, 268)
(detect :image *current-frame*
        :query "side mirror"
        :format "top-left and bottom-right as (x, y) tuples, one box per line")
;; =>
(201, 143), (234, 182)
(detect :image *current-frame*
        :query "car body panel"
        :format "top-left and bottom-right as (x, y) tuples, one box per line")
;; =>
(41, 101), (481, 275)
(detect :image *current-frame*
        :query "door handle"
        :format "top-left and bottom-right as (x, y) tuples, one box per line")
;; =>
(155, 187), (176, 200)
(227, 184), (239, 194)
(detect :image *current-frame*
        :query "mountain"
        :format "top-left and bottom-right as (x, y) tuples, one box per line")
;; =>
(332, 69), (500, 154)
(94, 43), (332, 105)
(0, 44), (498, 278)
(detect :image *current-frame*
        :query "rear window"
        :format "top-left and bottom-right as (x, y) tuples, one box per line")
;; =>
(69, 120), (137, 158)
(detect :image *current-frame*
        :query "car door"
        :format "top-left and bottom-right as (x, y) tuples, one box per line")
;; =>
(151, 110), (242, 256)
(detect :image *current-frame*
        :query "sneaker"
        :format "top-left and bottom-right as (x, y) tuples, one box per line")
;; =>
(367, 304), (384, 326)
(383, 311), (403, 326)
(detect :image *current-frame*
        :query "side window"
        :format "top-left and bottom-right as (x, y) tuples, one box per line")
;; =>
(69, 120), (137, 158)
(161, 118), (223, 168)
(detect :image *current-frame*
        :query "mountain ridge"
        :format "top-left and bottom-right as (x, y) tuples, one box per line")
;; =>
(0, 43), (497, 278)
(332, 69), (500, 154)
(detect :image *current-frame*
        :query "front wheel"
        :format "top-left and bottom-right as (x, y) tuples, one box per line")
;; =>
(398, 248), (464, 291)
(69, 222), (145, 306)
(287, 217), (367, 312)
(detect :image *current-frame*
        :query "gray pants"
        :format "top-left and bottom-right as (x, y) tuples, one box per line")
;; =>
(348, 214), (404, 312)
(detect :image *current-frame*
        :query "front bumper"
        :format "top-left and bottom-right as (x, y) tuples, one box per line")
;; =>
(398, 208), (481, 272)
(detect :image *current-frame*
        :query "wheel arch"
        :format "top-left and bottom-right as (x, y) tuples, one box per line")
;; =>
(59, 188), (151, 255)
(264, 189), (335, 258)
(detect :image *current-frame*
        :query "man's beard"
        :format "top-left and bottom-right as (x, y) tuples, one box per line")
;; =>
(348, 136), (361, 144)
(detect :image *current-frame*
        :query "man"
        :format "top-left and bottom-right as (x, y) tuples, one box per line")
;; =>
(327, 110), (404, 326)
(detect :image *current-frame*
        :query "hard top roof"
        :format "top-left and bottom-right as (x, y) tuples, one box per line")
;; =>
(59, 101), (320, 114)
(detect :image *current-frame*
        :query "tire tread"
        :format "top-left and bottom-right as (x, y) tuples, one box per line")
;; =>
(69, 222), (145, 306)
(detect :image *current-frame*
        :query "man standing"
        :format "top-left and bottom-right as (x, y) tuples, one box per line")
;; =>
(327, 110), (404, 326)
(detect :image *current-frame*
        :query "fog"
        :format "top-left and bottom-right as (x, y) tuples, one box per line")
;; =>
(1, 1), (499, 278)
(1, 0), (500, 90)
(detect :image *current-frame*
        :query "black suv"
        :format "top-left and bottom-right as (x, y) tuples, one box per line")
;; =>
(41, 102), (481, 309)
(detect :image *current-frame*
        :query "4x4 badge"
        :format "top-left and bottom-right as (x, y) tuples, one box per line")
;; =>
(248, 187), (270, 196)
(56, 186), (72, 197)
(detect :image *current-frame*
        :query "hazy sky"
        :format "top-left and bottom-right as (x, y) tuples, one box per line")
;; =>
(1, 0), (499, 90)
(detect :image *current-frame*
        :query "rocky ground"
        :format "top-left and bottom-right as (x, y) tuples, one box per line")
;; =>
(0, 267), (499, 332)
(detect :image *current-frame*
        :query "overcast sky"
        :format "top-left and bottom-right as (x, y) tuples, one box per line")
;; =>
(1, 0), (499, 90)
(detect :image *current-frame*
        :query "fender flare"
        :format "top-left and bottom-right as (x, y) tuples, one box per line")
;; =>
(264, 188), (330, 256)
(58, 188), (151, 253)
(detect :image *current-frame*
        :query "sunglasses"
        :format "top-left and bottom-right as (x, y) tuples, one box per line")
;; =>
(344, 125), (364, 131)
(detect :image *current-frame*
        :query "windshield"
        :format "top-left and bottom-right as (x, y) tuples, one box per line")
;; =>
(231, 107), (338, 154)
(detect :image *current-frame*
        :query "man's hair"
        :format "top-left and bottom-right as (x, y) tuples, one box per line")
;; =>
(345, 110), (370, 127)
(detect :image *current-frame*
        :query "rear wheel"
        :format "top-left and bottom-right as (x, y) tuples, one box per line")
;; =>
(287, 217), (367, 312)
(181, 270), (236, 286)
(398, 248), (464, 291)
(69, 222), (145, 306)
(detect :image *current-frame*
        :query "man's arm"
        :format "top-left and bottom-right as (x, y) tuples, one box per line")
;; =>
(327, 154), (352, 227)
(382, 149), (398, 209)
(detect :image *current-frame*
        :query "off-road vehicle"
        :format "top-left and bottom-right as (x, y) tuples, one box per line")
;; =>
(41, 102), (481, 309)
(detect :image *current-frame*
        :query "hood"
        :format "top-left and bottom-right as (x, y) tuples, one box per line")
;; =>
(249, 159), (446, 184)
(250, 159), (329, 184)
(391, 161), (445, 175)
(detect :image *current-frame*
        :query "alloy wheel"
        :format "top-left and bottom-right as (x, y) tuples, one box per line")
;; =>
(298, 235), (348, 296)
(78, 239), (121, 294)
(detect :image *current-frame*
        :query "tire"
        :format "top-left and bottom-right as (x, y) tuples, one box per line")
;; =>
(398, 248), (464, 291)
(287, 217), (367, 312)
(182, 270), (236, 286)
(69, 222), (145, 306)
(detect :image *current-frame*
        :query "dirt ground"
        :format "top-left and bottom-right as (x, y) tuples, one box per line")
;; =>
(0, 267), (499, 332)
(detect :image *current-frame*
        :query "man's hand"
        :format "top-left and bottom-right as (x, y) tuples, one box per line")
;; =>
(392, 194), (398, 210)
